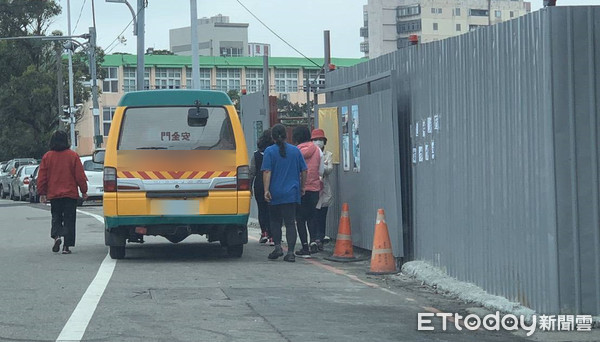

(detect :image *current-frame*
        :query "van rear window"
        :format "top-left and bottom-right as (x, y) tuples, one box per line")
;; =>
(117, 106), (236, 151)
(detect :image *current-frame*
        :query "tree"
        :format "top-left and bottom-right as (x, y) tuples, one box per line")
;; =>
(227, 90), (240, 111)
(149, 49), (174, 55)
(0, 0), (101, 160)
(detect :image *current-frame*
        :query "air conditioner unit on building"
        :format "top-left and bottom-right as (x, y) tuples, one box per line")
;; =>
(279, 93), (289, 101)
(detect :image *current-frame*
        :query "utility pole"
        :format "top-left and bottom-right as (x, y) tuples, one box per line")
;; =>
(262, 55), (269, 118)
(67, 0), (76, 150)
(56, 43), (64, 128)
(89, 27), (102, 148)
(190, 0), (200, 89)
(136, 0), (145, 90)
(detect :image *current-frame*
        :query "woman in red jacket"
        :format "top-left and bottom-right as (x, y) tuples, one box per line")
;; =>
(37, 131), (88, 254)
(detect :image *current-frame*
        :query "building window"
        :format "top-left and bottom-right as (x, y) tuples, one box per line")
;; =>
(102, 67), (118, 93)
(431, 7), (436, 14)
(397, 37), (410, 49)
(495, 10), (501, 18)
(216, 68), (241, 91)
(433, 23), (438, 31)
(437, 8), (442, 14)
(185, 68), (211, 89)
(397, 19), (422, 34)
(102, 107), (116, 136)
(123, 67), (150, 92)
(274, 68), (298, 93)
(456, 24), (461, 31)
(220, 47), (243, 57)
(245, 68), (264, 93)
(363, 10), (368, 26)
(397, 4), (420, 17)
(469, 9), (489, 16)
(304, 69), (325, 88)
(469, 25), (483, 31)
(510, 11), (514, 18)
(454, 8), (461, 16)
(155, 68), (181, 89)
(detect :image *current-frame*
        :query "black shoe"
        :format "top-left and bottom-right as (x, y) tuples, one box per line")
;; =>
(323, 236), (331, 244)
(52, 238), (61, 253)
(317, 240), (324, 251)
(309, 242), (319, 254)
(295, 248), (311, 258)
(268, 248), (284, 260)
(283, 253), (295, 262)
(259, 232), (268, 244)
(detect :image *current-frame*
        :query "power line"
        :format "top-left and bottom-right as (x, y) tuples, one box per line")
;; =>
(104, 5), (143, 54)
(235, 0), (321, 68)
(72, 0), (88, 33)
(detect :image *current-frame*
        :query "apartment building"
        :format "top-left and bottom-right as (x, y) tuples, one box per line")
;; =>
(169, 14), (249, 57)
(74, 54), (366, 155)
(361, 0), (531, 58)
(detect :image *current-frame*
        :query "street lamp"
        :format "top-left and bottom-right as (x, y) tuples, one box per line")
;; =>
(105, 0), (137, 35)
(106, 0), (145, 91)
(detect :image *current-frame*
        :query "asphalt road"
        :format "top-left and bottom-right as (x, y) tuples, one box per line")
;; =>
(0, 198), (597, 342)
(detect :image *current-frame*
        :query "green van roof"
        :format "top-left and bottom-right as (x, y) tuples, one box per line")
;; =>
(118, 90), (233, 107)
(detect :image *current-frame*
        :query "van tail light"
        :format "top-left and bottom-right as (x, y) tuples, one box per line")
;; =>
(104, 167), (117, 192)
(237, 165), (250, 191)
(23, 177), (29, 185)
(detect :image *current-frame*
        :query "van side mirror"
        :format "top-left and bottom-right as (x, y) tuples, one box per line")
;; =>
(188, 107), (209, 127)
(93, 149), (105, 164)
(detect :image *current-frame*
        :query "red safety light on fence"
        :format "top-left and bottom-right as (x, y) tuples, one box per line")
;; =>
(241, 89), (247, 95)
(409, 35), (419, 45)
(328, 63), (336, 71)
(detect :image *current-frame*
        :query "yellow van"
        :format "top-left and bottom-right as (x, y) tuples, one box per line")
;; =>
(94, 90), (250, 259)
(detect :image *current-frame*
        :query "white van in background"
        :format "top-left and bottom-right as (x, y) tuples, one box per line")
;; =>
(79, 155), (103, 206)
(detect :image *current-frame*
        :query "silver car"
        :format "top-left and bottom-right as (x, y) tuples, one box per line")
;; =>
(10, 164), (38, 201)
(0, 158), (36, 198)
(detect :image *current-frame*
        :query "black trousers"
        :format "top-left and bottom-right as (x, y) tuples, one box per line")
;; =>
(269, 203), (297, 252)
(296, 191), (319, 247)
(311, 206), (329, 242)
(255, 199), (271, 237)
(50, 198), (77, 247)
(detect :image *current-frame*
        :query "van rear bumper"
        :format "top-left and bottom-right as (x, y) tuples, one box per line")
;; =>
(105, 214), (249, 229)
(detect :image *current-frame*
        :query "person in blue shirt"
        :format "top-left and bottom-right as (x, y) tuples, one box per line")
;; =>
(262, 124), (307, 262)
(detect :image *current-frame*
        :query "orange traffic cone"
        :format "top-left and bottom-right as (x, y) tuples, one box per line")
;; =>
(324, 203), (359, 262)
(367, 209), (398, 275)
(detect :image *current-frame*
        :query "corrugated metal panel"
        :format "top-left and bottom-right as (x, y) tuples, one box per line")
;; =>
(550, 7), (600, 315)
(241, 91), (270, 221)
(407, 10), (558, 313)
(318, 88), (404, 257)
(325, 7), (600, 314)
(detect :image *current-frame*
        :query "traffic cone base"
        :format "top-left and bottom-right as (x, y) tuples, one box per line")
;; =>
(367, 209), (399, 275)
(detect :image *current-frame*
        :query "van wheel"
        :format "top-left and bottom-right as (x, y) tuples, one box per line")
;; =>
(227, 244), (243, 258)
(109, 246), (126, 259)
(0, 185), (4, 199)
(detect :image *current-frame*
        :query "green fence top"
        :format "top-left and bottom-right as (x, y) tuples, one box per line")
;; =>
(118, 90), (233, 107)
(103, 54), (367, 69)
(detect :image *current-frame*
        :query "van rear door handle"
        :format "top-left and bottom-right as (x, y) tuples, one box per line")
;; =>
(146, 191), (209, 198)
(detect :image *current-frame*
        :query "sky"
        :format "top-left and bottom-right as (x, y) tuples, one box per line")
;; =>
(48, 0), (599, 59)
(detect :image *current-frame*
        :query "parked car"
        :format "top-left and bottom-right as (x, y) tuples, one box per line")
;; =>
(79, 155), (104, 206)
(28, 165), (40, 203)
(0, 158), (36, 198)
(10, 164), (38, 201)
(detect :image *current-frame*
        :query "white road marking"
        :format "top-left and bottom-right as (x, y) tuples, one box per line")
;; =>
(56, 209), (115, 342)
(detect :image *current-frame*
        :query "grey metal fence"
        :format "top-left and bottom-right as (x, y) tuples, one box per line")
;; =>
(324, 7), (600, 315)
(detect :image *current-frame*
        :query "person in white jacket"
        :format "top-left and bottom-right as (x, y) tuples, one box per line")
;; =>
(309, 128), (333, 253)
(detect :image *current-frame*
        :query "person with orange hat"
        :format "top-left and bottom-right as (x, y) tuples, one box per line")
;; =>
(310, 128), (333, 252)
